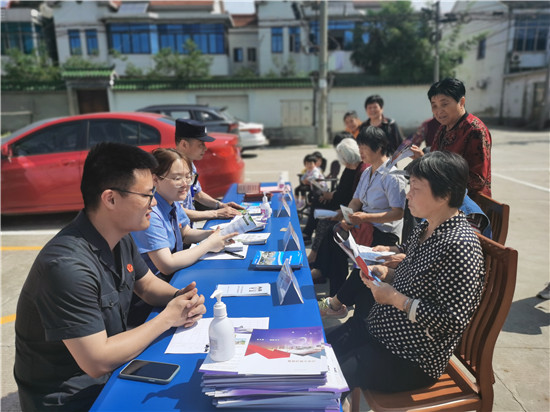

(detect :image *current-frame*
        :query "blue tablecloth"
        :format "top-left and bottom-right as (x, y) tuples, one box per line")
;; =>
(91, 183), (324, 411)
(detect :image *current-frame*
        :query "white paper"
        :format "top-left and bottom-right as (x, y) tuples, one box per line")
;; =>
(356, 245), (395, 263)
(314, 209), (338, 220)
(215, 283), (271, 297)
(340, 205), (354, 224)
(233, 233), (270, 245)
(165, 317), (269, 354)
(219, 213), (258, 235)
(199, 333), (251, 373)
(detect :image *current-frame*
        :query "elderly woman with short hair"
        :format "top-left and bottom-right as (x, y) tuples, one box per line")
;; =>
(328, 151), (485, 395)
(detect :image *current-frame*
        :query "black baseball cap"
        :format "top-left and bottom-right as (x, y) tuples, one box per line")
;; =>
(175, 119), (215, 142)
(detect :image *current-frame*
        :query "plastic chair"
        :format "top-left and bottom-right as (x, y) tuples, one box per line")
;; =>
(351, 234), (518, 412)
(470, 193), (510, 246)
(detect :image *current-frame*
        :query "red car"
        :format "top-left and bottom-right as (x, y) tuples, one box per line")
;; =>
(1, 112), (244, 215)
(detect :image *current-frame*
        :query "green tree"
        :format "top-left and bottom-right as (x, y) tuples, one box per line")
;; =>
(350, 0), (480, 83)
(351, 1), (433, 83)
(2, 47), (60, 81)
(148, 39), (212, 79)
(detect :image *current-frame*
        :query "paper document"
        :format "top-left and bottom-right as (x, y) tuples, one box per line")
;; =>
(165, 317), (269, 354)
(332, 223), (379, 282)
(233, 233), (270, 245)
(380, 139), (414, 173)
(215, 283), (271, 297)
(314, 209), (338, 220)
(340, 205), (354, 224)
(356, 245), (395, 264)
(218, 213), (258, 235)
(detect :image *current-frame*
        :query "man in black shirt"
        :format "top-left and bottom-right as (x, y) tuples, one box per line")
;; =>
(14, 143), (206, 411)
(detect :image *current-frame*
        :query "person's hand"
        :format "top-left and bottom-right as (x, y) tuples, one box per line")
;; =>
(360, 270), (396, 305)
(349, 211), (367, 226)
(369, 265), (390, 282)
(164, 287), (206, 328)
(205, 229), (238, 253)
(172, 281), (197, 299)
(226, 201), (245, 210)
(410, 145), (424, 160)
(340, 219), (354, 231)
(215, 206), (241, 219)
(376, 253), (406, 268)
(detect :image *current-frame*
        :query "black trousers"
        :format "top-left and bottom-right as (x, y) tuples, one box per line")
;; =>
(326, 316), (437, 392)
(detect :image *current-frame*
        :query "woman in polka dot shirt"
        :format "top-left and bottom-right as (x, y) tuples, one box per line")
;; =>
(328, 151), (485, 394)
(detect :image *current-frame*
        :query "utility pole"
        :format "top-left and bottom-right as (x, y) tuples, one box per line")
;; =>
(433, 1), (440, 82)
(318, 0), (328, 146)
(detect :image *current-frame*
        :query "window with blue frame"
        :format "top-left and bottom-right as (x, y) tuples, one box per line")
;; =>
(1, 22), (41, 55)
(234, 47), (243, 62)
(477, 38), (486, 60)
(157, 24), (225, 54)
(309, 20), (357, 51)
(289, 27), (300, 53)
(85, 29), (99, 55)
(108, 24), (152, 54)
(69, 30), (82, 55)
(513, 14), (550, 52)
(272, 27), (283, 53)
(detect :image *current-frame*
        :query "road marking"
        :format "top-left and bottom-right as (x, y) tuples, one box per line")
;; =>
(1, 246), (43, 251)
(1, 229), (59, 236)
(493, 172), (550, 193)
(1, 314), (16, 325)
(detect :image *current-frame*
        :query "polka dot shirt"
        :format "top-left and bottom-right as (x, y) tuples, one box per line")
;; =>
(368, 213), (484, 379)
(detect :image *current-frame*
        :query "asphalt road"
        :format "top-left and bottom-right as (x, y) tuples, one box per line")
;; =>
(1, 126), (549, 411)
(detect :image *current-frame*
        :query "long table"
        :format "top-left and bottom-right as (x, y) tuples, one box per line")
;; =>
(91, 183), (324, 411)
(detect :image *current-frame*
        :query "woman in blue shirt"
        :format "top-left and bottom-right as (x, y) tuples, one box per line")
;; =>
(132, 148), (236, 278)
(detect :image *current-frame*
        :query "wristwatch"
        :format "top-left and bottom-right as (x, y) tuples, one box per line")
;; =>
(215, 201), (220, 209)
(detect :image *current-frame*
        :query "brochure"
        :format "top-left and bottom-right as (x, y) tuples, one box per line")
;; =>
(356, 245), (395, 264)
(314, 209), (338, 220)
(251, 250), (303, 270)
(332, 223), (379, 282)
(380, 139), (414, 174)
(233, 233), (270, 245)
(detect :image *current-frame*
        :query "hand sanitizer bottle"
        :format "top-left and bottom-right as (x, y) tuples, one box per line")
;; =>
(277, 173), (285, 191)
(261, 193), (271, 219)
(208, 290), (235, 362)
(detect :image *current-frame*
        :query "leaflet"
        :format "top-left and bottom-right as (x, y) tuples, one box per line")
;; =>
(215, 283), (271, 297)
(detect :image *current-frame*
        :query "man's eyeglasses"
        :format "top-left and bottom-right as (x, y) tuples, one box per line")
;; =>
(110, 187), (157, 207)
(158, 173), (196, 186)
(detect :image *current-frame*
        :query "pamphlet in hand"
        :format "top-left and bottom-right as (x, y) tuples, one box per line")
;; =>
(211, 213), (265, 235)
(340, 205), (354, 225)
(314, 209), (338, 220)
(332, 223), (379, 282)
(356, 245), (395, 264)
(380, 139), (414, 174)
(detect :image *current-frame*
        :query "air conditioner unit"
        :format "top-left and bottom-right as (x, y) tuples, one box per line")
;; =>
(510, 52), (521, 64)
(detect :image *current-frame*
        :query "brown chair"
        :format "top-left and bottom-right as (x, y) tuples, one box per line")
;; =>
(351, 234), (518, 412)
(470, 193), (510, 246)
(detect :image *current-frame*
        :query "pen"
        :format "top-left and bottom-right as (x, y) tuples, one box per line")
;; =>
(225, 250), (245, 258)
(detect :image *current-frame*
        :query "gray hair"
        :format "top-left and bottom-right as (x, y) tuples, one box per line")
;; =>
(336, 138), (361, 166)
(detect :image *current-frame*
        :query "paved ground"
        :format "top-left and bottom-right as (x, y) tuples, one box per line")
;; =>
(1, 126), (549, 411)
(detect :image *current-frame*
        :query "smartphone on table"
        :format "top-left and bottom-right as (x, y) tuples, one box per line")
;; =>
(118, 359), (180, 384)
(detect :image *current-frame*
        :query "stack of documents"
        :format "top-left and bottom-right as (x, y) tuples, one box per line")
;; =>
(199, 326), (348, 410)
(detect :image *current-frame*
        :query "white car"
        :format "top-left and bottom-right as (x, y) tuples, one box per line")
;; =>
(237, 120), (269, 152)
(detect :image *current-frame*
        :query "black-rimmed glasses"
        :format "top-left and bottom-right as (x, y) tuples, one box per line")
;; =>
(110, 186), (157, 207)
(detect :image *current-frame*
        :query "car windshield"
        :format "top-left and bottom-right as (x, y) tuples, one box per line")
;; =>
(218, 109), (238, 123)
(2, 117), (64, 143)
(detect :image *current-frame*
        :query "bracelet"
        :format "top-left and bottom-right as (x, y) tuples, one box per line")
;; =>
(402, 297), (411, 313)
(173, 290), (180, 299)
(409, 299), (420, 322)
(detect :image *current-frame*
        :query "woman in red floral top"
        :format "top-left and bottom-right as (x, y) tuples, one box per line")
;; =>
(412, 78), (492, 197)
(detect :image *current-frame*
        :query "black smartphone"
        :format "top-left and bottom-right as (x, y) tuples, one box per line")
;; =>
(118, 359), (180, 384)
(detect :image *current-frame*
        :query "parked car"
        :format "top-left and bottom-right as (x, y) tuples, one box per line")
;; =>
(1, 112), (244, 215)
(137, 104), (269, 151)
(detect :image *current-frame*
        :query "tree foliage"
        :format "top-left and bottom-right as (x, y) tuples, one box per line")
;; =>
(350, 0), (478, 83)
(2, 47), (60, 81)
(147, 39), (212, 79)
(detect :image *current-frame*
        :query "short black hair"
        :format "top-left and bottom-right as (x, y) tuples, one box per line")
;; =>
(364, 94), (384, 108)
(81, 142), (158, 211)
(304, 154), (317, 164)
(427, 77), (466, 103)
(356, 125), (391, 157)
(343, 110), (359, 121)
(405, 151), (468, 208)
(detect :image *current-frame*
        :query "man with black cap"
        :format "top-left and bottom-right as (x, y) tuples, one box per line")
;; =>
(174, 119), (244, 221)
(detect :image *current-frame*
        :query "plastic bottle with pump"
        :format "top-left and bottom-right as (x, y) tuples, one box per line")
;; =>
(208, 290), (235, 362)
(277, 173), (285, 191)
(261, 193), (271, 221)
